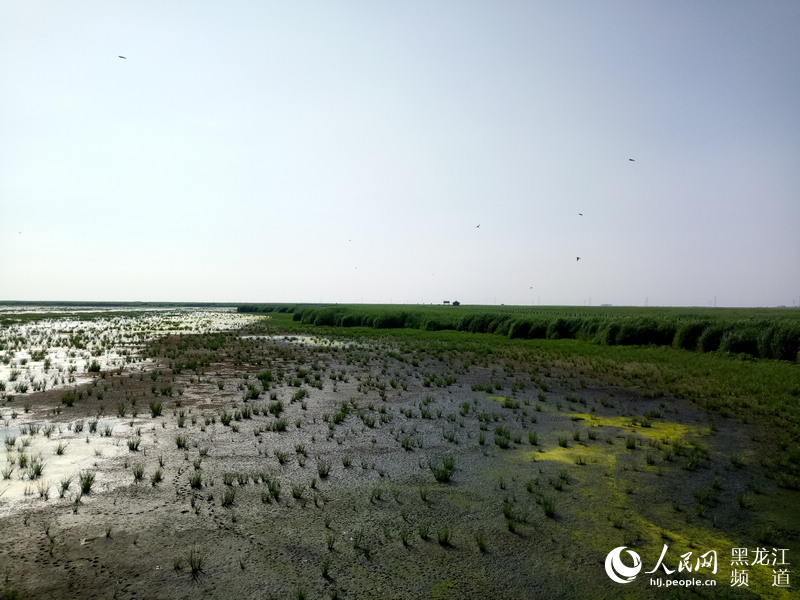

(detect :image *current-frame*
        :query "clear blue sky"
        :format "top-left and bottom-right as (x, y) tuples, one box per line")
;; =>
(2, 1), (798, 306)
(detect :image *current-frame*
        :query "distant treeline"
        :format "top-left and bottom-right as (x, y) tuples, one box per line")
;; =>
(238, 304), (800, 361)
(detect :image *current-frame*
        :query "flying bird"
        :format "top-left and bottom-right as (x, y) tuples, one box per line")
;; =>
(476, 224), (480, 228)
(576, 257), (581, 261)
(578, 213), (583, 216)
(628, 158), (635, 161)
(118, 55), (127, 59)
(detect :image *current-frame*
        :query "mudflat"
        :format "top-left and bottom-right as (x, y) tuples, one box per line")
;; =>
(0, 312), (796, 599)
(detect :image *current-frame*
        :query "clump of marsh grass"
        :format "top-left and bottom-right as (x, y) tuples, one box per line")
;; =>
(78, 470), (95, 495)
(419, 486), (431, 504)
(221, 487), (236, 507)
(418, 521), (432, 540)
(186, 545), (205, 579)
(27, 456), (46, 480)
(321, 556), (331, 580)
(36, 479), (51, 500)
(474, 532), (487, 552)
(291, 484), (306, 500)
(326, 530), (337, 551)
(429, 455), (454, 483)
(540, 495), (556, 519)
(59, 475), (72, 498)
(494, 426), (511, 449)
(267, 479), (281, 501)
(437, 526), (453, 547)
(400, 528), (411, 547)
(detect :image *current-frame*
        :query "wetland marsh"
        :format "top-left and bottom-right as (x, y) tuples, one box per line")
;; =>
(0, 304), (797, 599)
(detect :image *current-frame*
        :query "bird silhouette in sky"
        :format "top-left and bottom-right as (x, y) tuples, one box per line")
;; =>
(119, 56), (127, 60)
(476, 224), (480, 228)
(628, 158), (635, 161)
(576, 257), (581, 261)
(578, 213), (583, 216)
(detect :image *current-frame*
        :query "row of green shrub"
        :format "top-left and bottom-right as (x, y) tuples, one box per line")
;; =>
(237, 305), (295, 314)
(238, 305), (800, 361)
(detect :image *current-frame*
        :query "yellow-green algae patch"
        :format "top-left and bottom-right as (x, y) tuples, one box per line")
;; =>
(566, 412), (701, 442)
(487, 395), (521, 408)
(524, 443), (618, 467)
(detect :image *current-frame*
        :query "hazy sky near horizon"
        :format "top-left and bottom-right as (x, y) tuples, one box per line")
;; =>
(2, 1), (798, 307)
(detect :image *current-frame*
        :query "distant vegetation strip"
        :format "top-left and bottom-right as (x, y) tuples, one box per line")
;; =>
(0, 301), (239, 308)
(238, 304), (800, 362)
(0, 302), (241, 326)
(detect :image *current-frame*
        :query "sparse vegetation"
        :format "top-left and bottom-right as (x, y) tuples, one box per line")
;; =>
(0, 303), (797, 599)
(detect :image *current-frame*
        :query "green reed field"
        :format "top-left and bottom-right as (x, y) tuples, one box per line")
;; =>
(240, 304), (800, 361)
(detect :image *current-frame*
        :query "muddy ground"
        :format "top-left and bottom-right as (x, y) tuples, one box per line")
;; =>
(0, 324), (796, 599)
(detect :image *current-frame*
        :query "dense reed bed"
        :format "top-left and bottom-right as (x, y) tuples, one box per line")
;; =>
(239, 304), (800, 362)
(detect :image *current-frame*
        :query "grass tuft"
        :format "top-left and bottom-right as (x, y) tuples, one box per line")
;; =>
(221, 487), (236, 507)
(78, 470), (95, 494)
(186, 545), (205, 579)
